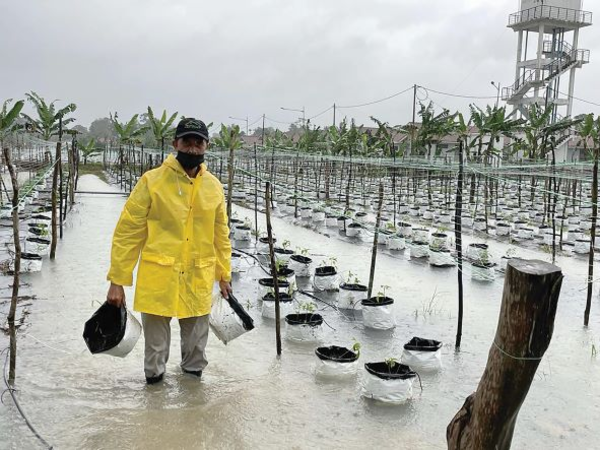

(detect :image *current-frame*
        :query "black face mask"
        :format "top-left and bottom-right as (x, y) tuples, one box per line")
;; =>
(176, 152), (204, 170)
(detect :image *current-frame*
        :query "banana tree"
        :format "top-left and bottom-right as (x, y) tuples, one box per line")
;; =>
(110, 113), (147, 188)
(214, 124), (243, 221)
(22, 92), (76, 140)
(577, 114), (600, 327)
(80, 138), (103, 164)
(0, 99), (24, 143)
(147, 107), (178, 157)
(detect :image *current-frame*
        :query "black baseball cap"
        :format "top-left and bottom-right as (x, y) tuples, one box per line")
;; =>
(175, 118), (209, 141)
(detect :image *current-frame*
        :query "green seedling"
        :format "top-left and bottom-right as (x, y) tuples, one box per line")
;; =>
(385, 357), (397, 370)
(352, 339), (361, 358)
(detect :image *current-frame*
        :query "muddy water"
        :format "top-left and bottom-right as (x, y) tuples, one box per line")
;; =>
(1, 174), (599, 450)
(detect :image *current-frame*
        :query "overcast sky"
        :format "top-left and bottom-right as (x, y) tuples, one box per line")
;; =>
(1, 0), (598, 131)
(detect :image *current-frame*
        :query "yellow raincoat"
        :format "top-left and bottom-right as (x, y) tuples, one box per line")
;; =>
(107, 154), (231, 318)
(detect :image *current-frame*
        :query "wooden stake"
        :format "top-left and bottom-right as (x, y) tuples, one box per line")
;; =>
(367, 183), (384, 299)
(455, 140), (464, 349)
(265, 182), (282, 356)
(447, 259), (563, 450)
(3, 147), (20, 383)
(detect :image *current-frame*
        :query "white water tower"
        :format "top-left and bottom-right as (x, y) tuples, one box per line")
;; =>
(502, 0), (592, 120)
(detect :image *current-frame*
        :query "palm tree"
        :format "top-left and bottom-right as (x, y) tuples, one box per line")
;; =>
(147, 107), (178, 156)
(577, 114), (600, 327)
(22, 92), (76, 140)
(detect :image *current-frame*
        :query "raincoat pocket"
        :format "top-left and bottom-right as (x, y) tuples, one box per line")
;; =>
(194, 257), (217, 296)
(137, 253), (176, 297)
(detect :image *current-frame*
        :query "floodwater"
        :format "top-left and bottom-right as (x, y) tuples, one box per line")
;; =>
(1, 174), (599, 450)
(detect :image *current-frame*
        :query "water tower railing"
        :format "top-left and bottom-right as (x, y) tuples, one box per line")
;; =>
(509, 5), (593, 26)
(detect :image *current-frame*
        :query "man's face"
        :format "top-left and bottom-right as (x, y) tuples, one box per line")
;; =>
(173, 136), (208, 155)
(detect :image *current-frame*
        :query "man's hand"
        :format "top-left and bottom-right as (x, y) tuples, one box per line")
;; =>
(107, 283), (125, 308)
(219, 280), (233, 299)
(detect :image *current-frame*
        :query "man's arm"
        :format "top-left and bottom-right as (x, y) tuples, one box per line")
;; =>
(214, 188), (232, 297)
(106, 176), (151, 306)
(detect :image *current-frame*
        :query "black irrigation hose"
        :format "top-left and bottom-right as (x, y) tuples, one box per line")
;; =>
(1, 348), (53, 449)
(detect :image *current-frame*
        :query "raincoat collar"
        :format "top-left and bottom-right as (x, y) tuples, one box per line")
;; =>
(163, 153), (207, 178)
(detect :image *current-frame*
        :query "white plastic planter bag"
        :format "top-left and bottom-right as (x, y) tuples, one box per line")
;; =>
(496, 224), (511, 236)
(231, 253), (243, 273)
(312, 211), (326, 222)
(413, 228), (429, 243)
(83, 303), (142, 358)
(361, 299), (395, 330)
(401, 349), (442, 371)
(346, 224), (361, 237)
(429, 249), (455, 267)
(314, 346), (359, 378)
(313, 267), (339, 291)
(361, 370), (414, 404)
(411, 243), (429, 259)
(338, 284), (367, 310)
(315, 358), (359, 378)
(18, 254), (43, 273)
(471, 263), (495, 282)
(325, 217), (338, 227)
(387, 236), (406, 251)
(209, 293), (255, 345)
(575, 239), (590, 254)
(232, 226), (252, 241)
(261, 298), (294, 320)
(258, 278), (290, 299)
(401, 338), (443, 371)
(285, 314), (324, 343)
(289, 255), (312, 277)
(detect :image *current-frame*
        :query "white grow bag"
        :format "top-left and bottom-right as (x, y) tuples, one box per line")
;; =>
(233, 226), (252, 241)
(261, 297), (295, 320)
(313, 267), (340, 291)
(401, 338), (443, 371)
(289, 255), (313, 277)
(285, 314), (324, 343)
(103, 309), (142, 357)
(411, 243), (429, 259)
(338, 284), (368, 310)
(387, 236), (406, 251)
(325, 216), (338, 227)
(314, 346), (359, 378)
(209, 293), (254, 345)
(361, 364), (416, 404)
(361, 298), (395, 330)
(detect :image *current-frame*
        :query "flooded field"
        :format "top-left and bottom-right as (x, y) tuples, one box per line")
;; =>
(1, 174), (599, 450)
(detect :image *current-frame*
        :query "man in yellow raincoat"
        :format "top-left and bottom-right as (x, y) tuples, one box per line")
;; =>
(106, 118), (232, 384)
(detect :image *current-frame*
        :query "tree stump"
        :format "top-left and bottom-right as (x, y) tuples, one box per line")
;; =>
(447, 259), (563, 450)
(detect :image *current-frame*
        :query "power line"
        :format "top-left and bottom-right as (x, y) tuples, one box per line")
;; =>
(308, 106), (333, 121)
(337, 86), (413, 109)
(420, 85), (497, 100)
(264, 116), (295, 126)
(559, 91), (600, 108)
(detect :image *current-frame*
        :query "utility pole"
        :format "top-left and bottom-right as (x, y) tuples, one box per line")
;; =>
(261, 114), (265, 147)
(333, 103), (336, 128)
(411, 84), (417, 156)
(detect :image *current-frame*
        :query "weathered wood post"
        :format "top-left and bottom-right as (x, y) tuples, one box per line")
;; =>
(265, 182), (282, 356)
(455, 140), (464, 349)
(447, 259), (563, 450)
(50, 119), (62, 259)
(367, 183), (384, 299)
(3, 147), (20, 383)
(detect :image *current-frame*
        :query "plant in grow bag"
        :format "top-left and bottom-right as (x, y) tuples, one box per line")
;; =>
(282, 240), (291, 250)
(385, 357), (398, 370)
(376, 285), (391, 302)
(352, 339), (362, 358)
(296, 247), (310, 257)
